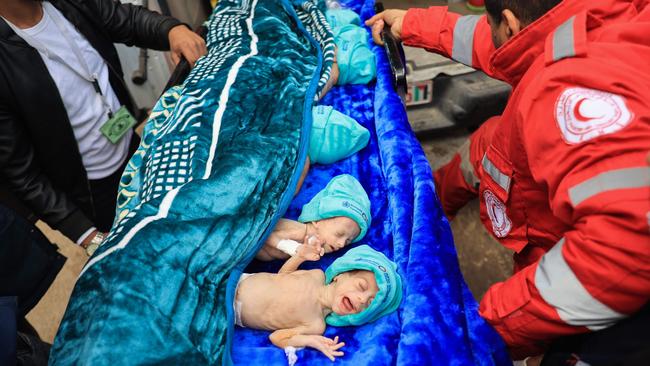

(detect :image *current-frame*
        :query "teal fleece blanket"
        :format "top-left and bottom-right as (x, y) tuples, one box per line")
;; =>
(50, 0), (326, 364)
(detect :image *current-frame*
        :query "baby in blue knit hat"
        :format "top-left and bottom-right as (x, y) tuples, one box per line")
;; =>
(235, 244), (402, 361)
(257, 174), (371, 261)
(291, 107), (369, 197)
(326, 8), (376, 85)
(314, 7), (377, 101)
(309, 106), (370, 165)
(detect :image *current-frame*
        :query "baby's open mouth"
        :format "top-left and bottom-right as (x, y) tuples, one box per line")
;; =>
(341, 296), (355, 313)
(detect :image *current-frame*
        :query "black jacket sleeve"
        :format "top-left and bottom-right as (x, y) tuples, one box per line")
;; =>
(89, 0), (185, 51)
(0, 103), (94, 242)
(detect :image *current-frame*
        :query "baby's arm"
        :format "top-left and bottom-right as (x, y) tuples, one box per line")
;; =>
(278, 238), (324, 274)
(256, 245), (285, 261)
(269, 323), (345, 362)
(257, 219), (311, 261)
(272, 219), (308, 242)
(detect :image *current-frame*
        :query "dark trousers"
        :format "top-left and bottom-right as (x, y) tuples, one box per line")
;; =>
(541, 302), (650, 366)
(87, 134), (140, 232)
(87, 163), (126, 232)
(0, 205), (65, 316)
(1, 297), (51, 366)
(0, 297), (17, 366)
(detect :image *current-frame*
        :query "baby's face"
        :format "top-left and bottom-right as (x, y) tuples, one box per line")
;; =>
(315, 216), (360, 253)
(331, 270), (378, 316)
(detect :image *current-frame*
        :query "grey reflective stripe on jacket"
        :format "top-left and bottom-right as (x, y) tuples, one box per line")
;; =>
(452, 15), (481, 66)
(482, 154), (511, 192)
(459, 139), (480, 189)
(535, 238), (627, 331)
(569, 167), (650, 206)
(552, 16), (576, 62)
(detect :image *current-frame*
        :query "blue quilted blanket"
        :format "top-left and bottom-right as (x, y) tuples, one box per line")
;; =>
(51, 0), (509, 365)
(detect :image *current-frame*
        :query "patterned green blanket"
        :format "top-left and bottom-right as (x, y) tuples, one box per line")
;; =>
(50, 0), (331, 364)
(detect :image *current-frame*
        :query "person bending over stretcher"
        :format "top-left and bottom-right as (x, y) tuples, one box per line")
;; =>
(235, 244), (402, 361)
(257, 174), (371, 261)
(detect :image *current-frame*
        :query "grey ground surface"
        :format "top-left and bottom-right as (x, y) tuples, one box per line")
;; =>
(27, 0), (513, 343)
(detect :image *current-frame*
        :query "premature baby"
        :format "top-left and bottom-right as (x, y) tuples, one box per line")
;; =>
(325, 8), (376, 85)
(320, 7), (377, 97)
(257, 174), (371, 261)
(294, 105), (370, 195)
(235, 245), (403, 361)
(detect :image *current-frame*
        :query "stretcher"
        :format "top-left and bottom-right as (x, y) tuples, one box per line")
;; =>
(50, 0), (509, 364)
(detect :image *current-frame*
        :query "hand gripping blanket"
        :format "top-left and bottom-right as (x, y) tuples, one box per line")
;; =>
(51, 0), (510, 365)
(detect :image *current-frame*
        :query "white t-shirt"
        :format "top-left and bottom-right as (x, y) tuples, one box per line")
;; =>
(19, 2), (132, 180)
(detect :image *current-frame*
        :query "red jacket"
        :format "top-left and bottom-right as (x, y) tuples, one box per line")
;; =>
(402, 0), (650, 357)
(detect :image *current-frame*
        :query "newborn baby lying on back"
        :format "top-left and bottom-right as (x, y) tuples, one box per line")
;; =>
(235, 245), (402, 361)
(257, 174), (371, 261)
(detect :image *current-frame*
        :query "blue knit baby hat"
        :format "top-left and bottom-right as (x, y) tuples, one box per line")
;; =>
(324, 245), (403, 326)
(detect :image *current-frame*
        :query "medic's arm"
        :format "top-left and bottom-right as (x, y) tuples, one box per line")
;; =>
(479, 74), (650, 358)
(401, 7), (497, 78)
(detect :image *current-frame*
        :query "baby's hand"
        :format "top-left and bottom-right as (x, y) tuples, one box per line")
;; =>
(296, 335), (345, 361)
(297, 239), (322, 262)
(298, 235), (325, 260)
(307, 235), (325, 256)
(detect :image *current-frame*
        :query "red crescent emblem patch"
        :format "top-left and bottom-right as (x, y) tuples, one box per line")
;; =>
(555, 87), (633, 144)
(483, 190), (511, 238)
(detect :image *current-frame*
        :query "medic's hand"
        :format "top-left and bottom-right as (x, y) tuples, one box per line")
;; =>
(292, 335), (345, 361)
(168, 25), (207, 67)
(365, 9), (407, 46)
(297, 235), (324, 261)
